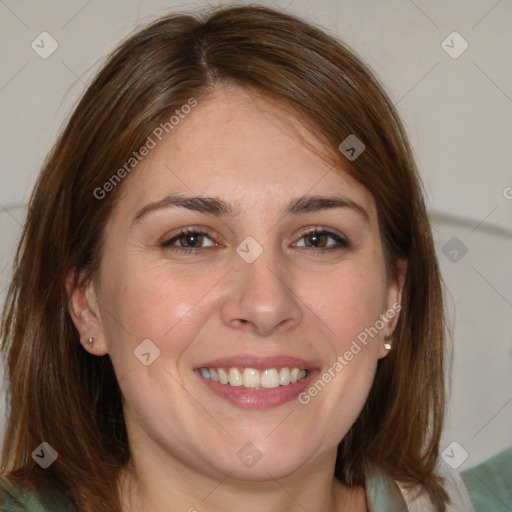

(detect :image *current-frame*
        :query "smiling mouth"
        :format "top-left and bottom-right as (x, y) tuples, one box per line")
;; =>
(197, 366), (309, 389)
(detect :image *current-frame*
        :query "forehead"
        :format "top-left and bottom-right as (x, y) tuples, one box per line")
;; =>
(112, 85), (377, 222)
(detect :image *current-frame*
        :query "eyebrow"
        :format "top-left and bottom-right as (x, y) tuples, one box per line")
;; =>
(287, 195), (369, 222)
(132, 193), (370, 225)
(133, 195), (233, 222)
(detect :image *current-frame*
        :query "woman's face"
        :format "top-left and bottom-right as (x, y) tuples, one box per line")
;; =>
(70, 85), (404, 481)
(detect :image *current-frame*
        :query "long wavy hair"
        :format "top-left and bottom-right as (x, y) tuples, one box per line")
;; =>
(1, 4), (451, 511)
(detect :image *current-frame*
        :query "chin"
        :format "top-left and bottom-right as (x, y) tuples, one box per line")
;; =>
(202, 444), (311, 482)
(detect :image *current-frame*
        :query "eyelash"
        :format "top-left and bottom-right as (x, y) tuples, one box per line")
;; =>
(161, 227), (350, 255)
(161, 227), (218, 255)
(295, 228), (350, 252)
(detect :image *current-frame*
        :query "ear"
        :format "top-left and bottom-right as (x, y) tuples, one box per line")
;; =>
(66, 268), (108, 356)
(378, 257), (407, 359)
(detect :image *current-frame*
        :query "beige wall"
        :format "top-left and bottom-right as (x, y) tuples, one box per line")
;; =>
(0, 0), (511, 469)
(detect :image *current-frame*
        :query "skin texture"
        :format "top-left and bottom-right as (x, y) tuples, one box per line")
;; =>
(68, 85), (406, 512)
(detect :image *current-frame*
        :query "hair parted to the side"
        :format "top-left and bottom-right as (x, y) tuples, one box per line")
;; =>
(0, 4), (451, 511)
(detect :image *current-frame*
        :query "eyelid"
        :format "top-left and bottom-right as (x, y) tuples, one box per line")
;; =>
(293, 226), (349, 247)
(160, 225), (350, 253)
(160, 226), (223, 248)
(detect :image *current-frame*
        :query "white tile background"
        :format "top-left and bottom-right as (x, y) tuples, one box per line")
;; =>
(0, 0), (511, 470)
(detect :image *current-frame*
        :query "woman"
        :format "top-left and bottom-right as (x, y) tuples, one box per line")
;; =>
(0, 4), (504, 511)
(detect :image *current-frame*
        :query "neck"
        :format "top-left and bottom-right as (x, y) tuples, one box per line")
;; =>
(117, 442), (366, 512)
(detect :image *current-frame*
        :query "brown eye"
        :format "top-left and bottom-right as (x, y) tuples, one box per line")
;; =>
(176, 232), (206, 248)
(304, 231), (328, 248)
(294, 229), (349, 250)
(161, 228), (217, 252)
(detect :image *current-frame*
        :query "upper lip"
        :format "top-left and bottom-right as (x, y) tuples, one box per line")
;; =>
(195, 354), (320, 371)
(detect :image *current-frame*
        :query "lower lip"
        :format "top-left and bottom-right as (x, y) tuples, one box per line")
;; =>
(194, 369), (319, 409)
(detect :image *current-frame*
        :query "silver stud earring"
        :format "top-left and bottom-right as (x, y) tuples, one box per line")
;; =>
(86, 337), (94, 347)
(384, 333), (392, 350)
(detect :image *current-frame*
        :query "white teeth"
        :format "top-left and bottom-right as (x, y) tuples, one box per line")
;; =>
(229, 368), (243, 387)
(242, 368), (260, 388)
(279, 367), (291, 385)
(261, 369), (280, 388)
(199, 366), (308, 389)
(218, 368), (229, 384)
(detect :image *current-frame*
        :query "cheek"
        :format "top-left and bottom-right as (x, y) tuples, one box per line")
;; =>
(296, 260), (386, 433)
(99, 260), (220, 362)
(305, 264), (387, 351)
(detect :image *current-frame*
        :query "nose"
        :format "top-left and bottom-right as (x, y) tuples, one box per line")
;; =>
(219, 249), (303, 337)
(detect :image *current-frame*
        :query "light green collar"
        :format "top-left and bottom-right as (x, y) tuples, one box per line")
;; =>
(364, 464), (409, 511)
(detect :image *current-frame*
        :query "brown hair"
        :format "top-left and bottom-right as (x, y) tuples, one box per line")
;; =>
(0, 4), (450, 511)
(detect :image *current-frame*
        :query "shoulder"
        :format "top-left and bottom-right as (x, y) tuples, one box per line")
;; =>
(0, 475), (76, 512)
(395, 464), (475, 511)
(365, 463), (471, 511)
(460, 445), (512, 512)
